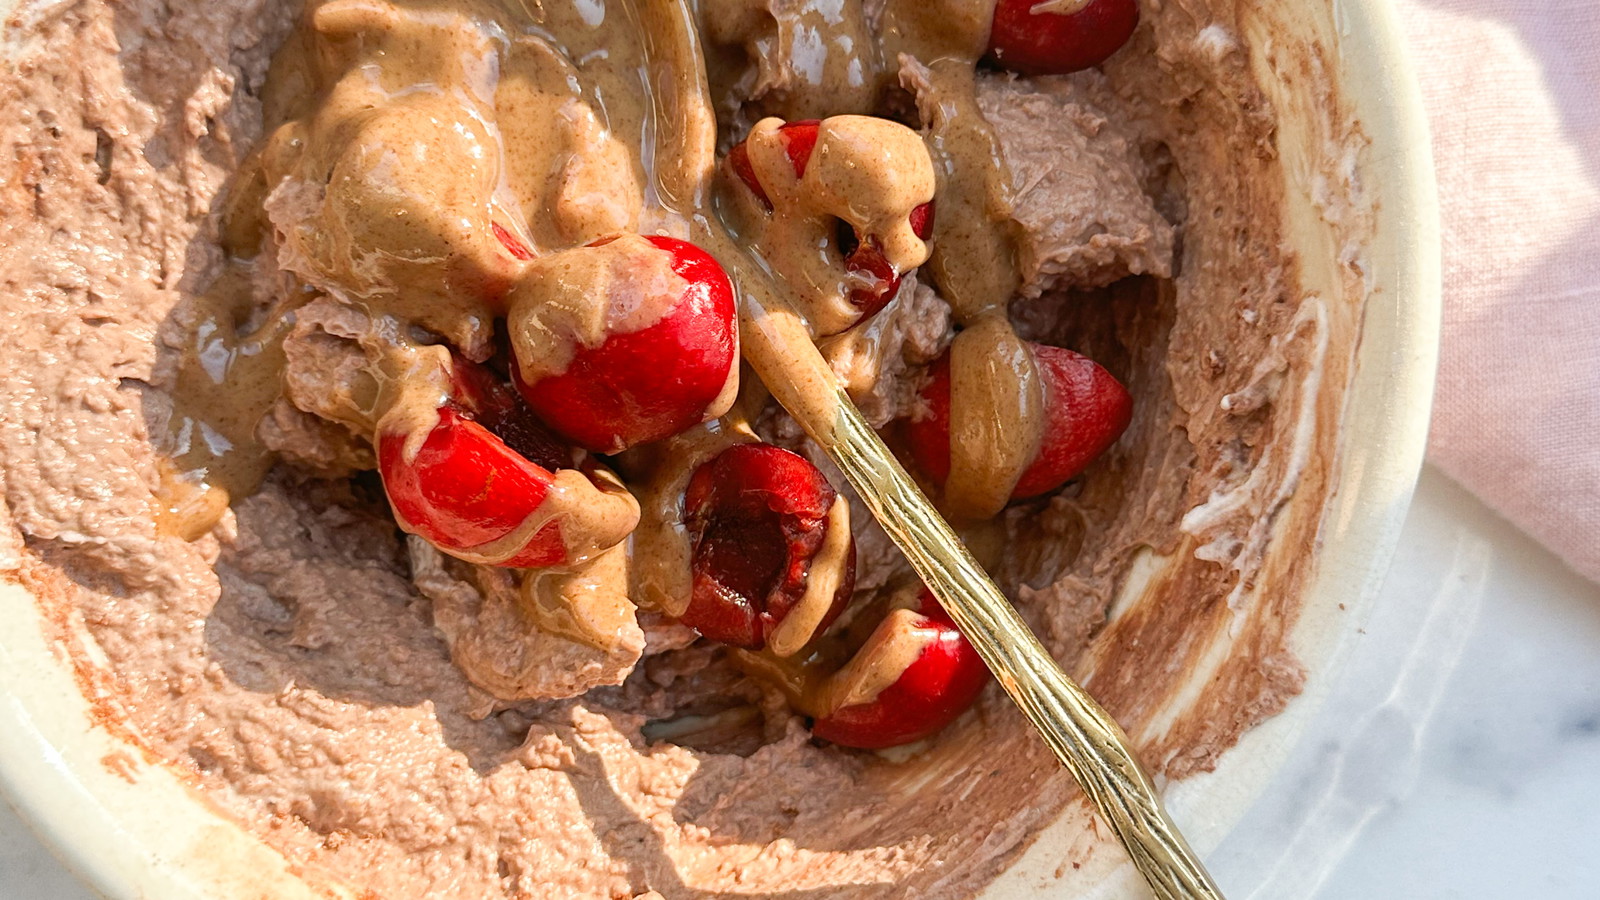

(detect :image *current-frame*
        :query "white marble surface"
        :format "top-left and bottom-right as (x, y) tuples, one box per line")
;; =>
(4, 464), (1598, 899)
(1208, 465), (1600, 898)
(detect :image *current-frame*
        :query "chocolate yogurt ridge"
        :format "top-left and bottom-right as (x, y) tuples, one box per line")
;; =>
(0, 0), (1365, 895)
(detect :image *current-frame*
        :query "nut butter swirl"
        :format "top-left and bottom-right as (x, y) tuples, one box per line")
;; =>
(696, 0), (1047, 520)
(879, 0), (1045, 520)
(167, 0), (1048, 654)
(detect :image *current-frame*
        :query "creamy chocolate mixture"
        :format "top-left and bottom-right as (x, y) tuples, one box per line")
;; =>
(0, 0), (1357, 894)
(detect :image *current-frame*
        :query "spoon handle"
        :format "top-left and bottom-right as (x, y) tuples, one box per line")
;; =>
(714, 219), (1225, 900)
(826, 396), (1224, 900)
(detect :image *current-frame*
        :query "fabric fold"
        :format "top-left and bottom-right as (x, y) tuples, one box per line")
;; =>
(1397, 0), (1600, 583)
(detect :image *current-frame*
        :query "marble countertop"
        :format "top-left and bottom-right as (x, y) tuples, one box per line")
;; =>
(5, 464), (1598, 898)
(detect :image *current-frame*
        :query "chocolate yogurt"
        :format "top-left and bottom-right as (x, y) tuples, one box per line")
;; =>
(0, 0), (1361, 894)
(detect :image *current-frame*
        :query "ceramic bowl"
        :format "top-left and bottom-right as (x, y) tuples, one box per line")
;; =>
(0, 0), (1439, 896)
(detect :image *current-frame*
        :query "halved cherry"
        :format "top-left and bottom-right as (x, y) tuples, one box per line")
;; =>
(906, 342), (1133, 502)
(760, 123), (935, 317)
(812, 588), (989, 750)
(679, 443), (855, 650)
(512, 235), (738, 455)
(988, 0), (1139, 76)
(378, 358), (637, 569)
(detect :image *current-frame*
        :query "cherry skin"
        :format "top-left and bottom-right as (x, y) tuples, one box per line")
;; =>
(811, 588), (990, 750)
(379, 408), (571, 567)
(988, 0), (1139, 76)
(679, 443), (856, 650)
(726, 119), (820, 208)
(381, 362), (569, 567)
(514, 235), (738, 455)
(727, 142), (768, 209)
(777, 119), (822, 176)
(834, 199), (932, 319)
(906, 342), (1133, 503)
(378, 359), (633, 569)
(909, 200), (935, 242)
(491, 221), (535, 260)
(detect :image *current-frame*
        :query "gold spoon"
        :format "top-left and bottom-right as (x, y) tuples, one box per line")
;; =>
(643, 0), (1223, 888)
(726, 265), (1227, 900)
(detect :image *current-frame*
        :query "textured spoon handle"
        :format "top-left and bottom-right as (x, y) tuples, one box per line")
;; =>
(708, 191), (1224, 900)
(826, 396), (1225, 900)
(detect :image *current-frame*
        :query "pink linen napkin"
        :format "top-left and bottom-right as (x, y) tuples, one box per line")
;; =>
(1395, 0), (1600, 583)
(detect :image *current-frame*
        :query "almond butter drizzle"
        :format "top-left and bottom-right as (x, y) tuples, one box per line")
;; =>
(723, 115), (935, 337)
(730, 605), (938, 717)
(818, 607), (939, 711)
(155, 266), (293, 540)
(765, 497), (852, 658)
(620, 417), (756, 618)
(698, 0), (878, 122)
(518, 541), (636, 651)
(505, 234), (692, 384)
(943, 314), (1045, 519)
(877, 0), (1048, 524)
(405, 467), (641, 568)
(165, 0), (1045, 688)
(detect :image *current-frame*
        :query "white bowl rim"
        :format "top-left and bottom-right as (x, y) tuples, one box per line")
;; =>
(977, 0), (1442, 892)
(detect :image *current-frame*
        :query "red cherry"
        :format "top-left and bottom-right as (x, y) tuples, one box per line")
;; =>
(778, 119), (821, 176)
(812, 588), (989, 749)
(834, 201), (936, 319)
(834, 220), (901, 318)
(492, 222), (535, 260)
(378, 359), (622, 568)
(727, 120), (820, 207)
(680, 443), (855, 650)
(1012, 345), (1133, 497)
(515, 235), (738, 454)
(379, 407), (569, 567)
(988, 0), (1139, 76)
(906, 343), (1132, 502)
(909, 201), (935, 241)
(728, 142), (770, 209)
(725, 123), (933, 326)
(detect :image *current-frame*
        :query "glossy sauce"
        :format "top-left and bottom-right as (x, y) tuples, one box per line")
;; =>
(167, 0), (1047, 669)
(722, 114), (936, 336)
